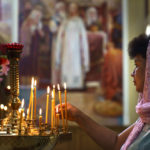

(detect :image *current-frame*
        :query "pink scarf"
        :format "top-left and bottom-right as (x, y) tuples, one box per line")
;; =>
(122, 40), (150, 150)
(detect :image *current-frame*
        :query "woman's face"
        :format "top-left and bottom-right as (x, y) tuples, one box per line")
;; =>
(131, 55), (146, 92)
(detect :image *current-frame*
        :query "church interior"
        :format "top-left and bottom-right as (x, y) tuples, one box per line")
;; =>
(0, 0), (150, 150)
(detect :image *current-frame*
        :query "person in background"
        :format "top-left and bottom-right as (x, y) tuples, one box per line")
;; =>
(86, 7), (102, 31)
(55, 3), (90, 89)
(101, 42), (122, 100)
(49, 1), (67, 85)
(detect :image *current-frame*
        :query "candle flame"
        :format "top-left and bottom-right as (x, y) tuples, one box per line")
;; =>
(23, 112), (25, 118)
(52, 91), (54, 99)
(47, 86), (50, 94)
(57, 84), (60, 91)
(39, 108), (42, 116)
(7, 85), (11, 90)
(34, 80), (37, 87)
(27, 108), (29, 115)
(56, 107), (59, 113)
(31, 77), (34, 89)
(64, 83), (67, 89)
(53, 85), (55, 89)
(21, 99), (24, 108)
(4, 106), (7, 111)
(146, 24), (150, 36)
(19, 108), (21, 113)
(0, 104), (4, 110)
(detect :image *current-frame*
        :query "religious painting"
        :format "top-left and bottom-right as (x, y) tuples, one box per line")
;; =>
(19, 0), (122, 120)
(19, 0), (53, 89)
(0, 0), (12, 105)
(0, 0), (12, 42)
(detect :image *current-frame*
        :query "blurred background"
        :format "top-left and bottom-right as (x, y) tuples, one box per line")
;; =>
(0, 0), (149, 149)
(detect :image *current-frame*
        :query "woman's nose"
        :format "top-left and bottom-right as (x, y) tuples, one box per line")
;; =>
(131, 70), (135, 77)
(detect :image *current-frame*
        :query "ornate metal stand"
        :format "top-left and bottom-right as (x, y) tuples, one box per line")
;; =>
(7, 44), (22, 133)
(0, 43), (72, 150)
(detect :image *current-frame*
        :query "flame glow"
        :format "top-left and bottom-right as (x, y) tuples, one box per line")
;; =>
(0, 104), (4, 110)
(21, 99), (24, 108)
(27, 108), (29, 115)
(56, 107), (59, 113)
(39, 108), (42, 116)
(23, 112), (25, 118)
(47, 86), (50, 94)
(7, 85), (11, 90)
(146, 24), (150, 36)
(64, 83), (67, 90)
(52, 91), (54, 99)
(57, 84), (60, 91)
(31, 77), (34, 89)
(53, 85), (55, 89)
(4, 106), (7, 111)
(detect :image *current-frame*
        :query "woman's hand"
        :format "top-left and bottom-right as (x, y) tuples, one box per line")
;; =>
(56, 103), (81, 122)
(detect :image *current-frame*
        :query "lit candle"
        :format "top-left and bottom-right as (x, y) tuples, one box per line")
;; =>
(64, 83), (68, 129)
(45, 86), (50, 124)
(1, 104), (4, 119)
(51, 91), (55, 129)
(23, 112), (25, 120)
(28, 77), (34, 120)
(27, 108), (29, 120)
(7, 85), (11, 90)
(39, 108), (42, 129)
(56, 107), (60, 129)
(34, 80), (37, 120)
(1, 104), (4, 110)
(4, 106), (7, 111)
(53, 85), (56, 127)
(57, 84), (65, 129)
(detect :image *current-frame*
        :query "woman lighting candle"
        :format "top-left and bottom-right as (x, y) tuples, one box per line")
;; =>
(45, 86), (50, 124)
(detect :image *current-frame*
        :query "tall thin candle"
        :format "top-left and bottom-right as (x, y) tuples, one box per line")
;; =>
(57, 84), (65, 130)
(34, 80), (37, 120)
(45, 86), (50, 124)
(39, 108), (42, 129)
(64, 83), (68, 129)
(28, 77), (34, 120)
(56, 107), (60, 128)
(53, 85), (56, 127)
(51, 91), (54, 129)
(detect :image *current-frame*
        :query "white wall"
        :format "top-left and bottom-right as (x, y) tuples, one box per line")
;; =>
(11, 0), (18, 42)
(123, 0), (147, 125)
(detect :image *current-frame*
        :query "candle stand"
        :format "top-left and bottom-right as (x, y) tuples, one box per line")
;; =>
(0, 43), (72, 150)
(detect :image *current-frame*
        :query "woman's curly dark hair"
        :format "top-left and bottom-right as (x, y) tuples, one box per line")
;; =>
(128, 34), (150, 59)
